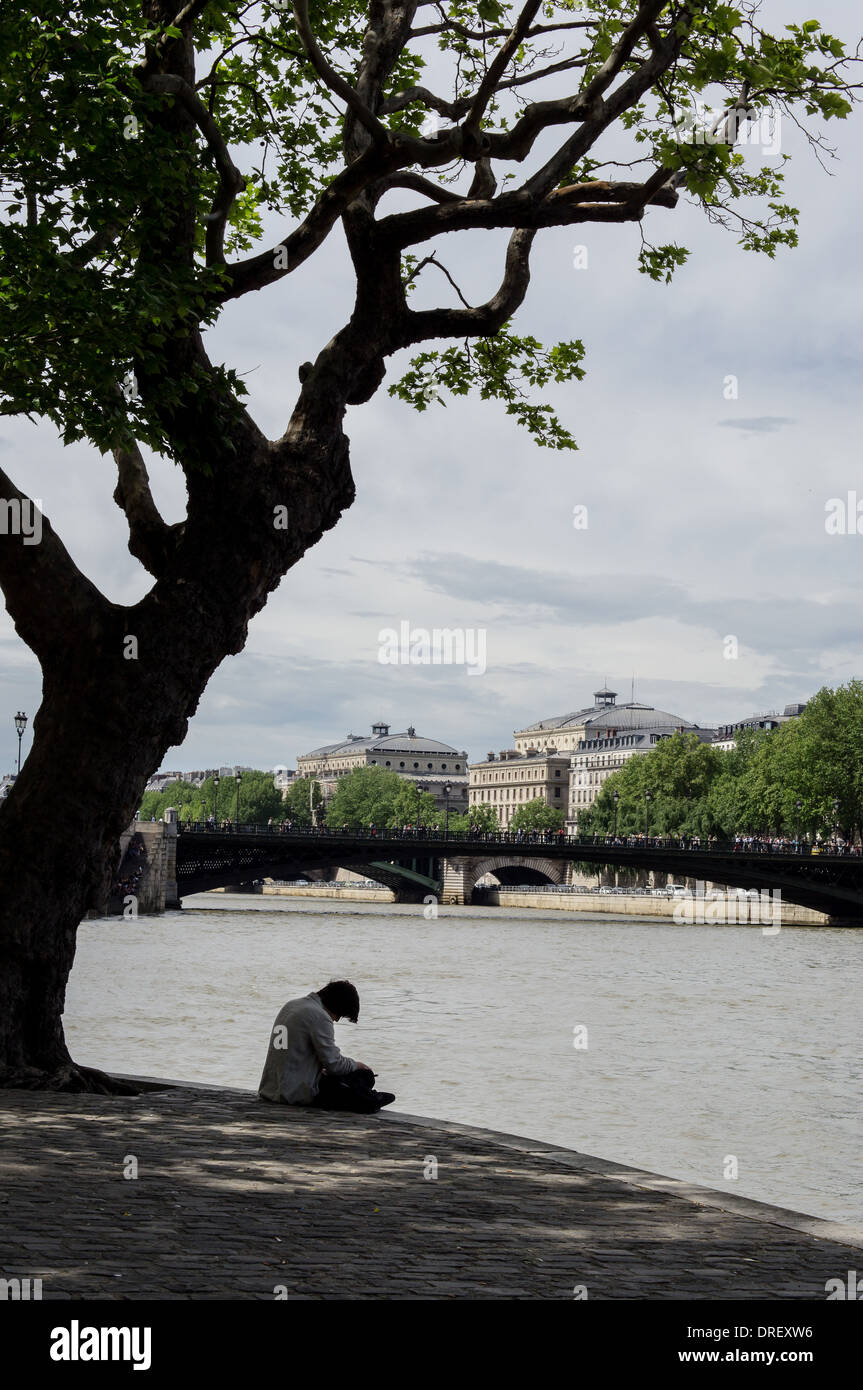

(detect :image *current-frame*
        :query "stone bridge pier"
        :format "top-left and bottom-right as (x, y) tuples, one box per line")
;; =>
(440, 855), (567, 905)
(92, 813), (179, 916)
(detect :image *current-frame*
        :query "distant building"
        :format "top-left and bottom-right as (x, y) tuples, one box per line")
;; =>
(509, 687), (713, 831)
(469, 747), (570, 830)
(711, 702), (807, 752)
(144, 765), (254, 793)
(273, 766), (296, 796)
(296, 721), (469, 815)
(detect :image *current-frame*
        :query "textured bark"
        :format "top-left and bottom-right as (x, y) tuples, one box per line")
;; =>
(0, 410), (356, 1090)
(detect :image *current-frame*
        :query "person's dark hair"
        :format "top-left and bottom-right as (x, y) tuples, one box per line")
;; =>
(318, 980), (359, 1022)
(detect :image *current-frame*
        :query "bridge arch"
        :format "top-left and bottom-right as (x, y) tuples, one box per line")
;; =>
(440, 855), (564, 903)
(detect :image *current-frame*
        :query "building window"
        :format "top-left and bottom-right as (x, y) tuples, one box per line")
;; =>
(427, 763), (433, 769)
(441, 764), (447, 770)
(413, 762), (419, 768)
(385, 761), (391, 766)
(399, 761), (405, 768)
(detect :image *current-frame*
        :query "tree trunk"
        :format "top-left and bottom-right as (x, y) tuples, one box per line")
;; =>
(0, 415), (356, 1090)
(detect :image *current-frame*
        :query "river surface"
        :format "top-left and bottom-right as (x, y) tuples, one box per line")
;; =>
(65, 896), (862, 1224)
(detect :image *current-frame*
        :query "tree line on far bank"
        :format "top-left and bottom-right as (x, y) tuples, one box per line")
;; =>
(137, 682), (863, 843)
(580, 681), (863, 843)
(138, 763), (565, 833)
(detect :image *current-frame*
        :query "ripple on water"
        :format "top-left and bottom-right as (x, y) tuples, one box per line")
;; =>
(63, 898), (863, 1224)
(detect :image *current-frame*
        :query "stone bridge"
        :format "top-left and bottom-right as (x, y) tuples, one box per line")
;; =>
(96, 822), (863, 922)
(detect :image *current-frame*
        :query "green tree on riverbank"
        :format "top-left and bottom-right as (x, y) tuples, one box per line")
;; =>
(139, 771), (283, 825)
(324, 766), (437, 828)
(448, 805), (500, 834)
(582, 681), (863, 841)
(582, 732), (722, 837)
(283, 777), (324, 828)
(510, 800), (565, 832)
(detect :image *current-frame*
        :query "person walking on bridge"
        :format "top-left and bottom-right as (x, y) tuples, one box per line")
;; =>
(258, 980), (395, 1114)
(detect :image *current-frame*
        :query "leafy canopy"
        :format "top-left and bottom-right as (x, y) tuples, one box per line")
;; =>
(0, 1), (857, 458)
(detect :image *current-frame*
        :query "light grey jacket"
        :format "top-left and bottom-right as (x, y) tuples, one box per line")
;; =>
(258, 992), (357, 1105)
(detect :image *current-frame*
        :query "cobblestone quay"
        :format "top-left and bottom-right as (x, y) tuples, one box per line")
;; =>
(1, 1080), (860, 1300)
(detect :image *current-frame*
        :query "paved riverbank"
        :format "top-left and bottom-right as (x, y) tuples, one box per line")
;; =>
(2, 1079), (860, 1300)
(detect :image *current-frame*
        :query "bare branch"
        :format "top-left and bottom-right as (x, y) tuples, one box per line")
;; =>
(407, 252), (472, 307)
(399, 227), (536, 346)
(464, 1), (544, 136)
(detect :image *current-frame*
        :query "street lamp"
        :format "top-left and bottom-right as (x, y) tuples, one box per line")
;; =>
(235, 770), (242, 827)
(613, 790), (620, 839)
(795, 797), (802, 847)
(443, 781), (453, 836)
(14, 711), (27, 775)
(644, 789), (652, 840)
(213, 774), (220, 825)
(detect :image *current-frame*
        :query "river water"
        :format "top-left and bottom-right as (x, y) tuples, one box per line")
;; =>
(65, 896), (862, 1224)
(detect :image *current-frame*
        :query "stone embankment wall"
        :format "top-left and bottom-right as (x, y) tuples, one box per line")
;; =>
(482, 890), (829, 925)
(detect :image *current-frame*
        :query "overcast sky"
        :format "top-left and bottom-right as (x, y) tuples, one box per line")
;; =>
(3, 0), (862, 775)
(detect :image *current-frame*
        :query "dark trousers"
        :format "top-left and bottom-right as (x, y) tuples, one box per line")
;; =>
(311, 1067), (380, 1113)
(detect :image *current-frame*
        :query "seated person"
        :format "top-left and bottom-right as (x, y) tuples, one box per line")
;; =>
(258, 979), (395, 1113)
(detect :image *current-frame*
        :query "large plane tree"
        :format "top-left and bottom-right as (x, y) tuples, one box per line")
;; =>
(0, 1), (857, 1088)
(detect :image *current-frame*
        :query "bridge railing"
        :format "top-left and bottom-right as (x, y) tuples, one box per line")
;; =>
(171, 820), (861, 859)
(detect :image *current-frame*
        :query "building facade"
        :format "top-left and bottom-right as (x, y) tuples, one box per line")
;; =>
(468, 747), (570, 830)
(296, 721), (469, 815)
(470, 687), (711, 831)
(566, 689), (714, 829)
(711, 702), (807, 752)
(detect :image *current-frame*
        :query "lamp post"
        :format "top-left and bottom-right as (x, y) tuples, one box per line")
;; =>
(795, 797), (802, 847)
(644, 789), (651, 841)
(833, 797), (840, 847)
(443, 781), (452, 836)
(613, 790), (620, 839)
(235, 770), (242, 827)
(213, 774), (220, 825)
(14, 711), (27, 775)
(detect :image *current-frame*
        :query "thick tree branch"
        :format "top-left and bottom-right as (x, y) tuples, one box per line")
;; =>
(143, 73), (245, 265)
(399, 226), (536, 346)
(291, 0), (390, 144)
(378, 171), (463, 205)
(522, 0), (675, 197)
(464, 1), (544, 136)
(111, 428), (182, 579)
(378, 179), (678, 250)
(411, 16), (596, 41)
(0, 467), (111, 663)
(380, 86), (471, 118)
